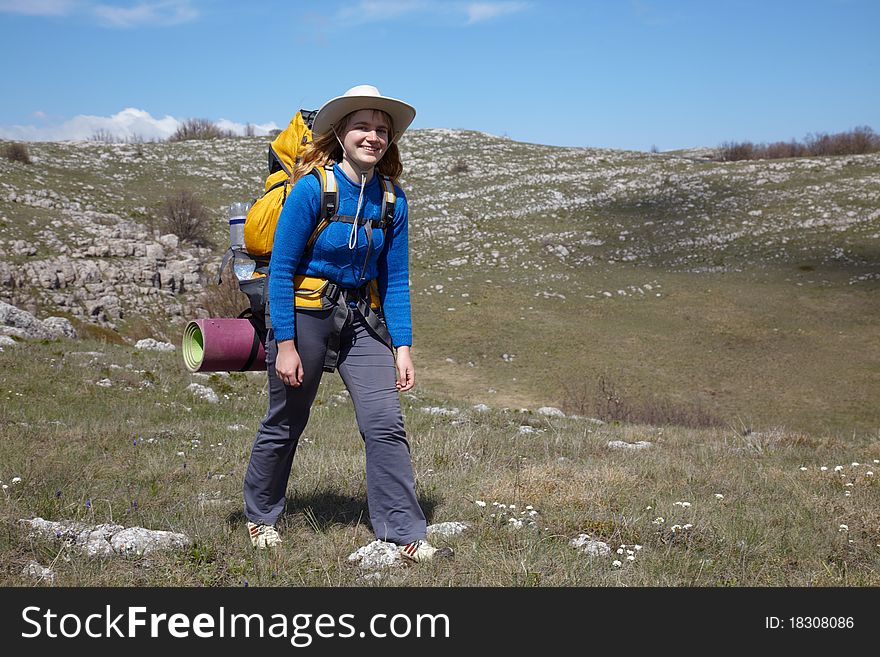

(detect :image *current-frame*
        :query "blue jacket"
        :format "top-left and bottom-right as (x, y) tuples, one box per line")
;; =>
(267, 165), (412, 347)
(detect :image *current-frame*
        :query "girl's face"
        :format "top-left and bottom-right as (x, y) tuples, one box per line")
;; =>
(341, 109), (391, 171)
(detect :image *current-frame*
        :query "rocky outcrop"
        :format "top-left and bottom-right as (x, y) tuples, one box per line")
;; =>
(0, 301), (77, 339)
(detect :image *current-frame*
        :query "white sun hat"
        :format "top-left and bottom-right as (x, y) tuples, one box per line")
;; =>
(312, 84), (416, 143)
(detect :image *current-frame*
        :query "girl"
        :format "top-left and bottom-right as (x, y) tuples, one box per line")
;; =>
(243, 85), (451, 563)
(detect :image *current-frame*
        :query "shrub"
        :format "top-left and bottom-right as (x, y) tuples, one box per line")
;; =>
(90, 129), (117, 143)
(718, 126), (880, 161)
(160, 189), (213, 246)
(449, 160), (470, 174)
(4, 142), (31, 164)
(170, 118), (234, 142)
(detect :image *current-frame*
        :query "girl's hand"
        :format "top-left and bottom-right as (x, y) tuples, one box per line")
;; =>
(275, 340), (304, 387)
(395, 346), (415, 392)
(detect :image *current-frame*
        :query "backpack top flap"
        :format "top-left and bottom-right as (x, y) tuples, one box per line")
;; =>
(266, 111), (313, 189)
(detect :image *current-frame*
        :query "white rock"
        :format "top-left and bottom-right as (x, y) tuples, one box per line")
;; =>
(22, 562), (55, 583)
(606, 440), (653, 451)
(135, 338), (176, 352)
(95, 378), (113, 387)
(187, 383), (219, 403)
(42, 316), (77, 339)
(347, 540), (404, 570)
(158, 234), (179, 249)
(110, 527), (191, 556)
(420, 406), (459, 416)
(537, 406), (565, 418)
(0, 335), (17, 348)
(570, 534), (612, 557)
(472, 403), (491, 412)
(427, 521), (468, 537)
(19, 517), (190, 557)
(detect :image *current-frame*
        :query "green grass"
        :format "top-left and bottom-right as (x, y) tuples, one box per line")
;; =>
(1, 339), (878, 586)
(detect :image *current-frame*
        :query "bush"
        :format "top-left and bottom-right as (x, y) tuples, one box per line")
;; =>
(170, 118), (234, 142)
(4, 142), (31, 164)
(718, 126), (880, 161)
(563, 374), (723, 429)
(160, 189), (213, 246)
(449, 160), (470, 174)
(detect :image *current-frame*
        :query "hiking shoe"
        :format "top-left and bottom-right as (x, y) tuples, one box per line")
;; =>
(400, 539), (454, 563)
(247, 522), (282, 549)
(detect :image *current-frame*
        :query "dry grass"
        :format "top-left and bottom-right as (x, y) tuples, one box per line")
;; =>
(1, 338), (878, 587)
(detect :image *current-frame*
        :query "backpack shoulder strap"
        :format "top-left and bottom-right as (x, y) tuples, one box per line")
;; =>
(306, 165), (337, 251)
(378, 175), (396, 227)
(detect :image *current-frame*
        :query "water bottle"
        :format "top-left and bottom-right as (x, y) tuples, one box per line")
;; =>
(228, 201), (248, 250)
(228, 202), (256, 281)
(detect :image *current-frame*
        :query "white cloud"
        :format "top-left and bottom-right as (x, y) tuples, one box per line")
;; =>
(0, 0), (199, 27)
(0, 108), (279, 142)
(92, 1), (198, 28)
(0, 0), (76, 15)
(337, 0), (431, 23)
(335, 0), (529, 25)
(464, 1), (528, 24)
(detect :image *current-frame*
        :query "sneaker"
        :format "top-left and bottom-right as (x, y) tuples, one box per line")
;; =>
(400, 539), (454, 563)
(247, 521), (282, 549)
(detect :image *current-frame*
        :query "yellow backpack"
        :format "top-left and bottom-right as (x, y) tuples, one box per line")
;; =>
(243, 110), (315, 257)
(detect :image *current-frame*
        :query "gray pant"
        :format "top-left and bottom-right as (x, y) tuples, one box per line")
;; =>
(243, 307), (427, 545)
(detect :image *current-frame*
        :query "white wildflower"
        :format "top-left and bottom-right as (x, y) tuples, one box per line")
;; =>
(714, 493), (724, 499)
(834, 465), (844, 472)
(652, 517), (665, 525)
(616, 548), (624, 555)
(799, 466), (808, 471)
(851, 462), (859, 467)
(626, 555), (635, 561)
(11, 477), (22, 485)
(839, 524), (849, 532)
(820, 466), (828, 471)
(866, 471), (874, 477)
(612, 560), (622, 568)
(674, 501), (692, 508)
(475, 500), (486, 507)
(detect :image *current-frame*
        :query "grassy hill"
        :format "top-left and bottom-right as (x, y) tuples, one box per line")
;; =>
(1, 132), (878, 586)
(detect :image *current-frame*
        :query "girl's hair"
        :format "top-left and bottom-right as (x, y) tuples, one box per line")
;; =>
(291, 109), (403, 183)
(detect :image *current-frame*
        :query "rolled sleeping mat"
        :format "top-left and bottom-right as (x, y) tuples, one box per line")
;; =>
(182, 318), (267, 372)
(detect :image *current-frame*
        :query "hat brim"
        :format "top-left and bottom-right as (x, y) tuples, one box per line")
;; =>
(312, 94), (416, 143)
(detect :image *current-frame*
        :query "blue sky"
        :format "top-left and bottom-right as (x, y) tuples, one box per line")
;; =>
(0, 0), (878, 150)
